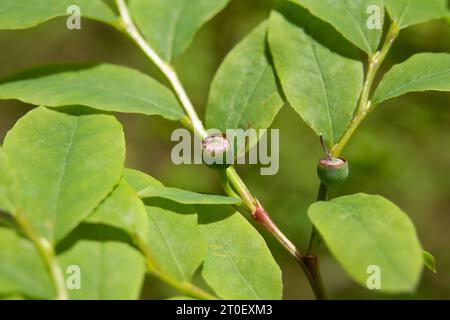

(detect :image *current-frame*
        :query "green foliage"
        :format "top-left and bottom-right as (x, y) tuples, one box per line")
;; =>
(290, 0), (384, 54)
(57, 224), (146, 299)
(87, 180), (149, 241)
(308, 193), (423, 293)
(0, 0), (446, 301)
(0, 226), (54, 299)
(0, 64), (185, 121)
(206, 22), (284, 132)
(423, 251), (437, 273)
(0, 0), (117, 30)
(144, 200), (206, 282)
(384, 0), (448, 29)
(197, 205), (283, 300)
(2, 107), (125, 244)
(268, 7), (363, 145)
(129, 0), (230, 62)
(373, 53), (450, 106)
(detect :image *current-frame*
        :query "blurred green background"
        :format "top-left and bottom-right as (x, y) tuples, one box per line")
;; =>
(0, 0), (449, 299)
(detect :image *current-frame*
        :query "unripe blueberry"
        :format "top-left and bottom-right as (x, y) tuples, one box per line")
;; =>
(317, 157), (349, 187)
(202, 134), (233, 170)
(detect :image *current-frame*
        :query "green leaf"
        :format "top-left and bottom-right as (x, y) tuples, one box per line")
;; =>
(423, 250), (437, 273)
(291, 0), (384, 54)
(268, 8), (363, 145)
(384, 0), (448, 29)
(205, 22), (284, 133)
(0, 64), (185, 121)
(87, 180), (148, 241)
(124, 168), (208, 282)
(197, 205), (282, 300)
(124, 168), (163, 192)
(144, 199), (207, 282)
(138, 185), (241, 205)
(0, 147), (15, 213)
(57, 224), (146, 299)
(3, 107), (125, 244)
(0, 226), (53, 299)
(372, 53), (450, 106)
(129, 0), (230, 62)
(0, 0), (117, 30)
(308, 193), (423, 293)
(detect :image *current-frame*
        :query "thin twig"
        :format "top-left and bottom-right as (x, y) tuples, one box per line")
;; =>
(115, 0), (208, 139)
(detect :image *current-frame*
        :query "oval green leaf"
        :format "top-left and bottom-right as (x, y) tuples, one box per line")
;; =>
(144, 200), (207, 282)
(57, 224), (146, 299)
(197, 205), (282, 299)
(129, 0), (230, 62)
(0, 0), (117, 30)
(138, 185), (241, 205)
(0, 64), (185, 121)
(206, 22), (284, 132)
(0, 226), (53, 299)
(124, 169), (207, 282)
(384, 0), (448, 29)
(87, 180), (149, 241)
(3, 107), (125, 244)
(372, 53), (450, 106)
(268, 8), (364, 145)
(291, 0), (384, 54)
(308, 193), (423, 293)
(423, 250), (437, 274)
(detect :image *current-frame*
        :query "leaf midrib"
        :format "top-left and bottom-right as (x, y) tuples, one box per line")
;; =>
(52, 117), (79, 241)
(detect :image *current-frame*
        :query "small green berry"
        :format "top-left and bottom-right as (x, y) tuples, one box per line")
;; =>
(317, 157), (349, 187)
(202, 134), (233, 170)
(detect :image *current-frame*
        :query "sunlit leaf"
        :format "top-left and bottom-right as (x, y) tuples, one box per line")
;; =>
(0, 64), (185, 121)
(129, 0), (230, 61)
(372, 53), (450, 106)
(3, 107), (125, 243)
(308, 193), (423, 293)
(197, 205), (282, 299)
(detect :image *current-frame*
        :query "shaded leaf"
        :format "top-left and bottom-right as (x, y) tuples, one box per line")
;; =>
(308, 193), (423, 293)
(57, 224), (146, 299)
(384, 0), (448, 29)
(87, 180), (148, 241)
(372, 53), (450, 106)
(0, 226), (53, 299)
(138, 185), (241, 205)
(291, 0), (384, 54)
(197, 205), (282, 300)
(124, 168), (208, 282)
(0, 64), (185, 121)
(3, 107), (125, 243)
(129, 0), (230, 61)
(268, 8), (363, 145)
(144, 199), (207, 282)
(0, 0), (117, 30)
(206, 22), (284, 133)
(124, 168), (163, 192)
